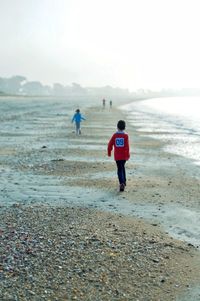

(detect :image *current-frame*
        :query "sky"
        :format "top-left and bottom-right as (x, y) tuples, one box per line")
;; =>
(0, 0), (200, 91)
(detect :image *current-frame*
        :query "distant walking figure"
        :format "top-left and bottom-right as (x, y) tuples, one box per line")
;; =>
(107, 120), (130, 192)
(102, 98), (106, 108)
(109, 100), (112, 108)
(71, 109), (86, 135)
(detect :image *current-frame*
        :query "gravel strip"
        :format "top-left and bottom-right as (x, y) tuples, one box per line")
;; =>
(1, 204), (199, 301)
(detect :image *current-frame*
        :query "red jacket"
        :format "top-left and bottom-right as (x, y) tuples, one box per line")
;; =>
(108, 131), (130, 161)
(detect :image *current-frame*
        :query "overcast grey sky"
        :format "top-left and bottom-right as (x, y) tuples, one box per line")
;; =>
(0, 0), (200, 90)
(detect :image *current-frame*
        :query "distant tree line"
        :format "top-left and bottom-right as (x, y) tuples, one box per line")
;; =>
(0, 75), (131, 98)
(1, 75), (200, 98)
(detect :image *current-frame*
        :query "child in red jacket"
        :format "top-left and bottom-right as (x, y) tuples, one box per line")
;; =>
(107, 120), (130, 191)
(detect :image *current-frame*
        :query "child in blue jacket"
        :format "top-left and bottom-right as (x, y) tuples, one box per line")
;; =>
(71, 109), (86, 135)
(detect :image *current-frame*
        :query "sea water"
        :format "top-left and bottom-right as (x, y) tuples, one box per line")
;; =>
(121, 97), (200, 300)
(121, 97), (200, 166)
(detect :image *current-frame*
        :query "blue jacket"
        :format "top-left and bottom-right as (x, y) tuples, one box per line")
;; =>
(72, 112), (86, 123)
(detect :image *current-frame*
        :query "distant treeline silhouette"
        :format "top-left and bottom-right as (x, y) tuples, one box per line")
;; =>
(0, 75), (131, 97)
(1, 75), (200, 98)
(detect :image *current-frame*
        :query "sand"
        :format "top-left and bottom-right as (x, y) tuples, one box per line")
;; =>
(1, 100), (200, 300)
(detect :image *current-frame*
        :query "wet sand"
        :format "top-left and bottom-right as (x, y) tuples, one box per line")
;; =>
(1, 99), (200, 300)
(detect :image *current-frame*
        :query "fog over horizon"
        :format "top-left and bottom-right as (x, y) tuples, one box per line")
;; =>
(1, 0), (200, 91)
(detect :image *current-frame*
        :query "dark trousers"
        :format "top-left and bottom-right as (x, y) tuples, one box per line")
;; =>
(116, 160), (126, 185)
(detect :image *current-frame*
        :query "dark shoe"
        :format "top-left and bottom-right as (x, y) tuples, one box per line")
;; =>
(119, 183), (125, 192)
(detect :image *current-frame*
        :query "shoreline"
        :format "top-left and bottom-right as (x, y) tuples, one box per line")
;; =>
(1, 100), (200, 300)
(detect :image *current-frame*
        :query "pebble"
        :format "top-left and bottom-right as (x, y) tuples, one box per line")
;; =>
(0, 205), (197, 301)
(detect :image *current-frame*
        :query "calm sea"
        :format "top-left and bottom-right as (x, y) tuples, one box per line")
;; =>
(121, 97), (200, 165)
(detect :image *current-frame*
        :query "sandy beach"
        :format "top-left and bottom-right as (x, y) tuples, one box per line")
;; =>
(1, 98), (200, 300)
